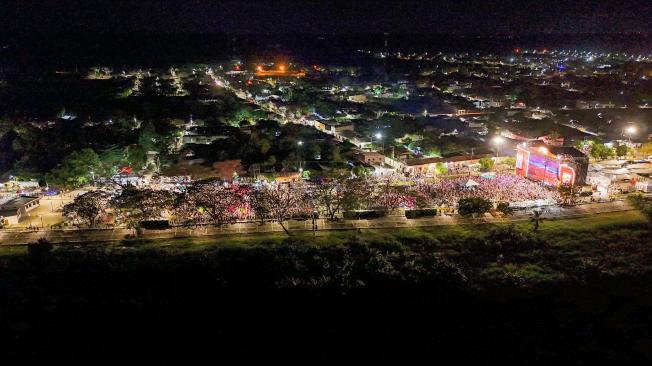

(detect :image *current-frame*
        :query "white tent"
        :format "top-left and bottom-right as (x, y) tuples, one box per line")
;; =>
(464, 179), (480, 187)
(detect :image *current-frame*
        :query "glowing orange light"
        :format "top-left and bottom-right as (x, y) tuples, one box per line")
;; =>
(256, 65), (263, 72)
(246, 80), (253, 85)
(279, 65), (286, 72)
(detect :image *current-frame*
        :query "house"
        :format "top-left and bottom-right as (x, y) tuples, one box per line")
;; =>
(404, 154), (492, 176)
(0, 195), (41, 225)
(356, 151), (385, 165)
(347, 94), (368, 103)
(2, 179), (40, 191)
(325, 122), (354, 135)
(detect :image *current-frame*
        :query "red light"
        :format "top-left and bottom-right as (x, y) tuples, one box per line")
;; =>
(514, 48), (521, 54)
(234, 64), (241, 71)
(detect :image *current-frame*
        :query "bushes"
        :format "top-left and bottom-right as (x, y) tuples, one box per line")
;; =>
(405, 209), (438, 219)
(140, 220), (170, 230)
(458, 197), (492, 217)
(484, 225), (546, 255)
(343, 210), (388, 220)
(27, 238), (53, 259)
(496, 202), (513, 216)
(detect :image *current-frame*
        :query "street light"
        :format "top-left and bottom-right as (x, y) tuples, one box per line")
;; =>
(625, 125), (637, 143)
(375, 132), (384, 153)
(492, 136), (504, 158)
(297, 140), (303, 172)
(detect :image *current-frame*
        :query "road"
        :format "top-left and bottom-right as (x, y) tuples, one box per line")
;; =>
(0, 200), (634, 246)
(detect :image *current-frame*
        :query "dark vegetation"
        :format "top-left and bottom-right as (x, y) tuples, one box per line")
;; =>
(1, 217), (652, 364)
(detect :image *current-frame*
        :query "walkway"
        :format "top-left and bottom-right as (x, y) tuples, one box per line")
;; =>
(0, 200), (633, 246)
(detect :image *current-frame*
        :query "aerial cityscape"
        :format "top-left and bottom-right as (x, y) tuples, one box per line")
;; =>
(1, 0), (652, 364)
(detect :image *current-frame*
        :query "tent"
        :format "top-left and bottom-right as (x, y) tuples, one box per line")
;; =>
(464, 179), (480, 188)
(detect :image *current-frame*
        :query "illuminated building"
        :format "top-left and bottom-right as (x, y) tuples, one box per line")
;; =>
(515, 141), (588, 186)
(254, 64), (306, 77)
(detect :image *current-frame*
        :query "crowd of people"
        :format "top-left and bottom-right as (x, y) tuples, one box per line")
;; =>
(412, 173), (560, 208)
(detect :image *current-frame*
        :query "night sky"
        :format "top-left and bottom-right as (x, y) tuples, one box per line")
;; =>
(2, 0), (651, 35)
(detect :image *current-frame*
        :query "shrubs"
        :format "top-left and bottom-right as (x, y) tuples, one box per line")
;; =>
(458, 197), (492, 217)
(405, 209), (438, 219)
(139, 220), (170, 230)
(485, 225), (546, 255)
(27, 238), (53, 259)
(343, 210), (388, 220)
(496, 202), (513, 216)
(628, 194), (652, 225)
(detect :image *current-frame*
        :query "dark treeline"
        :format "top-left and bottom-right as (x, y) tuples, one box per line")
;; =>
(2, 225), (652, 364)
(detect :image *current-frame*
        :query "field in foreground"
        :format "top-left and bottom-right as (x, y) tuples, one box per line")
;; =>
(1, 211), (651, 364)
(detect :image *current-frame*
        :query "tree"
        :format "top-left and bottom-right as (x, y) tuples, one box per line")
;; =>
(250, 182), (305, 235)
(502, 156), (516, 168)
(478, 157), (495, 171)
(114, 187), (177, 231)
(341, 177), (375, 211)
(638, 142), (652, 157)
(314, 178), (345, 221)
(627, 194), (652, 225)
(63, 190), (114, 227)
(47, 148), (102, 188)
(615, 143), (629, 158)
(457, 197), (492, 217)
(530, 210), (545, 232)
(27, 238), (53, 261)
(589, 143), (615, 160)
(496, 202), (513, 216)
(558, 184), (579, 206)
(435, 162), (448, 175)
(352, 165), (371, 177)
(177, 181), (248, 226)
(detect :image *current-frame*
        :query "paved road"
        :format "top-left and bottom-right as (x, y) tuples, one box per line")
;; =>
(0, 200), (634, 246)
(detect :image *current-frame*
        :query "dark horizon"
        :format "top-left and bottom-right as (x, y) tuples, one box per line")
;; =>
(3, 0), (652, 36)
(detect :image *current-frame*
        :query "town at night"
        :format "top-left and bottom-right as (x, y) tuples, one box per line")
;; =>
(1, 1), (652, 364)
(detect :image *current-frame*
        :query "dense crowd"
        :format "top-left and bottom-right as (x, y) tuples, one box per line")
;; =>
(417, 174), (560, 207)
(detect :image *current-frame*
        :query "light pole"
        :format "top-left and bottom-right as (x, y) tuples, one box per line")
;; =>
(375, 132), (384, 154)
(492, 136), (504, 159)
(625, 125), (636, 144)
(297, 140), (303, 172)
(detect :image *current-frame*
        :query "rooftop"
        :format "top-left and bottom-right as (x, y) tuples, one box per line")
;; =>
(0, 195), (40, 210)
